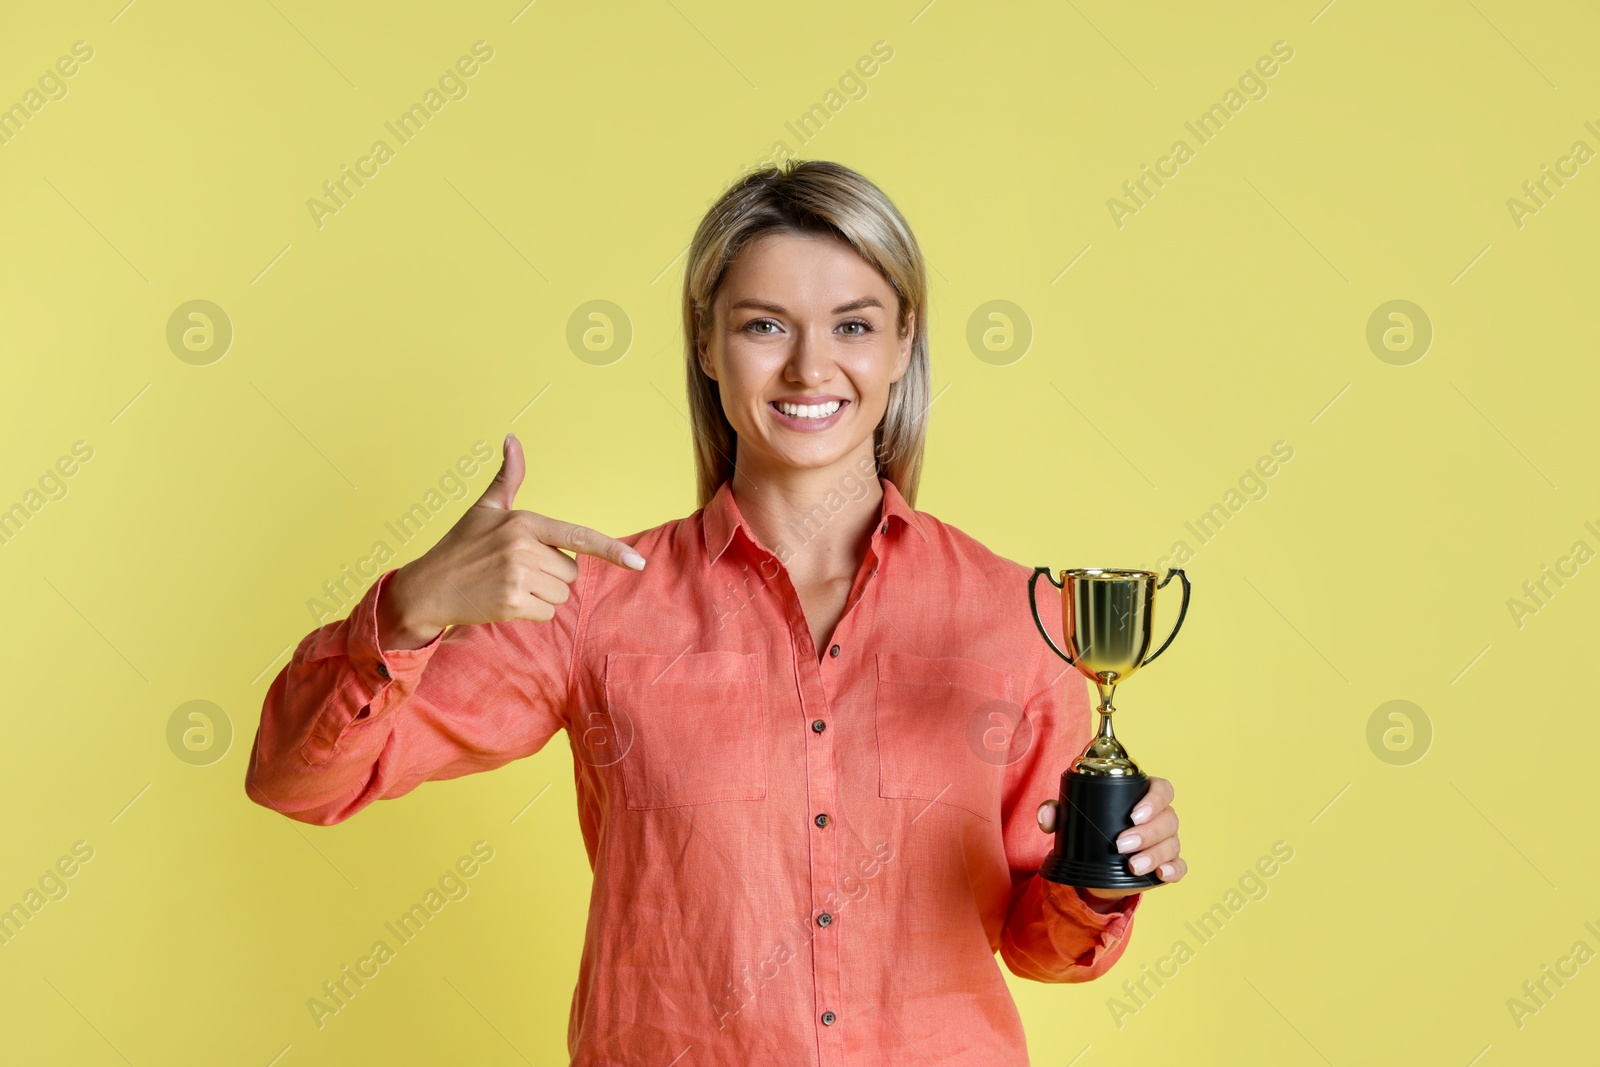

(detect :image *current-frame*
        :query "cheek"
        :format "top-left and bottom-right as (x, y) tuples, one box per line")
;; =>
(712, 357), (773, 429)
(717, 357), (763, 404)
(845, 343), (900, 395)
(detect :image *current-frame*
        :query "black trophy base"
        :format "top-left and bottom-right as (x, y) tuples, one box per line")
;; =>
(1041, 769), (1164, 890)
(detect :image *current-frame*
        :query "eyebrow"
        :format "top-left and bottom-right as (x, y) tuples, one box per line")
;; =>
(728, 296), (885, 315)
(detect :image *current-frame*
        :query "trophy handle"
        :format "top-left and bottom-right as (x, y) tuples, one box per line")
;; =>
(1029, 566), (1077, 666)
(1139, 568), (1191, 667)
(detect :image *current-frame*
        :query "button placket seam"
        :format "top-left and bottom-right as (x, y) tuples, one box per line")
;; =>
(793, 603), (843, 1060)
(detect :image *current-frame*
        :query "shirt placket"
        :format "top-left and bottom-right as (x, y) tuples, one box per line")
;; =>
(770, 521), (888, 1067)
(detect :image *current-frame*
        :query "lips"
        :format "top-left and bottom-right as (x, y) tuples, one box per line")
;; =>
(772, 399), (843, 418)
(768, 398), (849, 432)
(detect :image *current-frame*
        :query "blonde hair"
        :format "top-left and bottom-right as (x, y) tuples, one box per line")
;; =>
(682, 160), (931, 509)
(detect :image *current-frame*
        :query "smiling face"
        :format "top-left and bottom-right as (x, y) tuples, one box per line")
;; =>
(697, 231), (914, 482)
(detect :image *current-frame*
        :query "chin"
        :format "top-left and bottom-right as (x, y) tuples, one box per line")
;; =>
(739, 434), (849, 471)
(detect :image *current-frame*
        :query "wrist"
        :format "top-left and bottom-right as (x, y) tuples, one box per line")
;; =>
(377, 567), (442, 651)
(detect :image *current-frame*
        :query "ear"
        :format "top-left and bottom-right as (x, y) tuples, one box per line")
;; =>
(695, 309), (718, 381)
(891, 308), (915, 382)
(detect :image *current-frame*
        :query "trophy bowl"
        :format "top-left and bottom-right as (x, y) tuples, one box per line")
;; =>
(1059, 567), (1166, 688)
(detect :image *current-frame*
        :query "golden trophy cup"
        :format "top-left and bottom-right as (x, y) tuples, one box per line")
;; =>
(1027, 566), (1191, 889)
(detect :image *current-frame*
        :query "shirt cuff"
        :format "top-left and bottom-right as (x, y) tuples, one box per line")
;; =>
(348, 568), (446, 700)
(1044, 878), (1143, 936)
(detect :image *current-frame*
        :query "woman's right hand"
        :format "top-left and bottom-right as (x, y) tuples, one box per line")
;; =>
(377, 433), (646, 650)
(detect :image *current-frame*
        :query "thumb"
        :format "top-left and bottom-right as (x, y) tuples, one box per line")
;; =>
(475, 433), (525, 510)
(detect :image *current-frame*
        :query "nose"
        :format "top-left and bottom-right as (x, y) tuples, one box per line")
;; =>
(784, 325), (835, 388)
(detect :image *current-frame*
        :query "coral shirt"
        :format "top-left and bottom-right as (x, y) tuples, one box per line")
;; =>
(245, 475), (1142, 1065)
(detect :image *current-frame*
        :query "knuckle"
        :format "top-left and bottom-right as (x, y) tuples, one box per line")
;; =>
(507, 511), (536, 539)
(497, 522), (528, 553)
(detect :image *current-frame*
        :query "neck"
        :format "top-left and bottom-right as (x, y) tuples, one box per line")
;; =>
(731, 443), (882, 583)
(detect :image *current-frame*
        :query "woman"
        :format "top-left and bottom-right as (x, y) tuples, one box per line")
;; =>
(246, 159), (1185, 1064)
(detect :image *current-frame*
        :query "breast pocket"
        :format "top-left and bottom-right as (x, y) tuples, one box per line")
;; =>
(603, 650), (768, 810)
(874, 652), (1017, 823)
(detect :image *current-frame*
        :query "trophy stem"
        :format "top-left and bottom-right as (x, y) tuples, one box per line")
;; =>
(1094, 706), (1118, 745)
(1073, 676), (1140, 777)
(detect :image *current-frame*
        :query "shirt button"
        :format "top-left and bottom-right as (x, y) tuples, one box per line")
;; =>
(811, 719), (826, 734)
(376, 662), (390, 679)
(880, 522), (888, 534)
(821, 1010), (837, 1026)
(815, 813), (829, 828)
(829, 643), (840, 658)
(817, 912), (832, 927)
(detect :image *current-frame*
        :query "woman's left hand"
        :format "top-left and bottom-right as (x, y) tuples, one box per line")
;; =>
(1036, 775), (1186, 901)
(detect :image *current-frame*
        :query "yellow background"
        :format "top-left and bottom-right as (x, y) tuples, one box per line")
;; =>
(2, 0), (1595, 1063)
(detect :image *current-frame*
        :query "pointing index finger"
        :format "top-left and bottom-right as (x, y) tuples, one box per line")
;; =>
(534, 515), (646, 571)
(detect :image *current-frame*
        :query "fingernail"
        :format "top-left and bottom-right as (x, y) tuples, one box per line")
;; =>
(504, 433), (512, 451)
(1130, 805), (1151, 824)
(1130, 855), (1153, 874)
(1116, 833), (1140, 854)
(622, 548), (646, 570)
(1159, 863), (1176, 879)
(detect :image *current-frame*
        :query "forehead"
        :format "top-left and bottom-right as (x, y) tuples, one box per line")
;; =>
(717, 232), (893, 307)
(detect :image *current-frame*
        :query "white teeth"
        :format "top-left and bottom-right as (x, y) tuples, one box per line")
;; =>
(776, 400), (842, 418)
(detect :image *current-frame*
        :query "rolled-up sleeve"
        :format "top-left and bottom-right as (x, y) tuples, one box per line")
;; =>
(244, 563), (581, 826)
(998, 583), (1143, 982)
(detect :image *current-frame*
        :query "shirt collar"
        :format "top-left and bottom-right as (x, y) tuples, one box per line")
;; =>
(702, 474), (929, 564)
